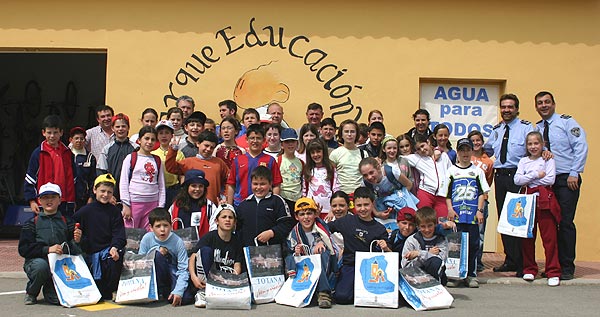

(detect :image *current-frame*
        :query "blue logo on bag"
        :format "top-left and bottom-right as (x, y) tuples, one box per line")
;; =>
(54, 258), (92, 289)
(359, 255), (394, 294)
(291, 258), (314, 291)
(507, 197), (528, 226)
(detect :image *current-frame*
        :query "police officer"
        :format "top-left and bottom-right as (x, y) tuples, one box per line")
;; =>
(534, 91), (587, 280)
(484, 93), (533, 276)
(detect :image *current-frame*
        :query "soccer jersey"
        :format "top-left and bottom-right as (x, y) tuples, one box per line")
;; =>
(226, 152), (282, 207)
(446, 164), (490, 224)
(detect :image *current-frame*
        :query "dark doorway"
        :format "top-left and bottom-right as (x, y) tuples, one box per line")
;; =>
(0, 50), (107, 235)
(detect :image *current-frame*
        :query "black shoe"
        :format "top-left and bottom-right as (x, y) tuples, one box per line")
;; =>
(493, 264), (517, 272)
(476, 265), (485, 273)
(515, 272), (524, 278)
(561, 272), (574, 280)
(541, 272), (547, 278)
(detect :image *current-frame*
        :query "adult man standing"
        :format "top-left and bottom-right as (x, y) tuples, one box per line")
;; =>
(534, 91), (587, 280)
(86, 105), (114, 160)
(484, 93), (532, 276)
(176, 95), (195, 120)
(267, 102), (288, 128)
(306, 103), (324, 127)
(406, 109), (433, 140)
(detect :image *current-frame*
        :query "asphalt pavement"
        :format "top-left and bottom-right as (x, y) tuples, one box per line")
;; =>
(0, 277), (598, 317)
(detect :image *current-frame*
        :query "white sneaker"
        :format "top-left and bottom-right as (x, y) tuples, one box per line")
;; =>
(194, 290), (206, 308)
(523, 273), (535, 281)
(547, 277), (560, 287)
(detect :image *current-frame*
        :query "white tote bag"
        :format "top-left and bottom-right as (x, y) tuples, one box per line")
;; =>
(115, 252), (158, 304)
(497, 191), (536, 238)
(445, 231), (468, 279)
(206, 267), (251, 310)
(399, 266), (454, 311)
(243, 239), (285, 304)
(275, 248), (321, 308)
(354, 241), (399, 308)
(48, 244), (101, 308)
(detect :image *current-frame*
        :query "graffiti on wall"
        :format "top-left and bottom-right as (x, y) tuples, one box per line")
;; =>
(163, 17), (363, 122)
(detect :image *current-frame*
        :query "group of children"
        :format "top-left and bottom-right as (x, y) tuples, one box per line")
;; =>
(19, 102), (563, 308)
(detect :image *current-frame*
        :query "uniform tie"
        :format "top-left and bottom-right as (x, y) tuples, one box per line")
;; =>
(543, 120), (551, 151)
(500, 125), (509, 164)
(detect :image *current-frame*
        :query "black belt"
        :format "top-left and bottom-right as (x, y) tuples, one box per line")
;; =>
(495, 168), (517, 176)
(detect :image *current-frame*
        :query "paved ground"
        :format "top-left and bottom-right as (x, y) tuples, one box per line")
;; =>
(2, 238), (600, 315)
(0, 277), (598, 316)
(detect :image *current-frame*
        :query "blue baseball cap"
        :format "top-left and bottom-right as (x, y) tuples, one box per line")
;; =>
(183, 169), (209, 187)
(281, 128), (298, 141)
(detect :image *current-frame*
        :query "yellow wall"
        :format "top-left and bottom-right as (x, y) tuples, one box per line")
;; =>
(2, 0), (599, 260)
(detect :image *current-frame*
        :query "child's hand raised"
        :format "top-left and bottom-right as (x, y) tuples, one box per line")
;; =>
(170, 135), (181, 149)
(429, 246), (440, 255)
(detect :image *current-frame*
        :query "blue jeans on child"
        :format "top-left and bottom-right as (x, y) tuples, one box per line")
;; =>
(153, 250), (195, 305)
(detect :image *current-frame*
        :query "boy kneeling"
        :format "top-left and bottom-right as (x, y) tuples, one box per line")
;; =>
(285, 197), (340, 308)
(401, 207), (448, 285)
(19, 183), (82, 305)
(138, 208), (194, 306)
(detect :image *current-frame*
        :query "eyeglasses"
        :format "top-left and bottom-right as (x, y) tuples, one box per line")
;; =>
(248, 137), (263, 142)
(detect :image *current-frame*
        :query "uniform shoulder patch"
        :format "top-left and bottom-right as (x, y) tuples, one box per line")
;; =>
(536, 119), (543, 125)
(571, 127), (581, 137)
(561, 114), (572, 119)
(520, 120), (531, 125)
(493, 123), (501, 129)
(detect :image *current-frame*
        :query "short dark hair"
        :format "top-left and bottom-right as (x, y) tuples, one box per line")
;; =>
(307, 102), (323, 112)
(141, 108), (158, 120)
(197, 130), (219, 145)
(321, 117), (336, 129)
(246, 123), (265, 138)
(149, 207), (171, 226)
(251, 166), (272, 183)
(185, 111), (207, 125)
(95, 105), (114, 118)
(330, 190), (350, 205)
(265, 123), (282, 134)
(42, 115), (63, 130)
(500, 93), (520, 109)
(415, 206), (437, 226)
(242, 108), (259, 120)
(354, 186), (376, 202)
(138, 126), (157, 138)
(176, 95), (195, 108)
(412, 109), (430, 120)
(368, 122), (385, 134)
(219, 99), (238, 114)
(414, 133), (430, 144)
(535, 91), (555, 104)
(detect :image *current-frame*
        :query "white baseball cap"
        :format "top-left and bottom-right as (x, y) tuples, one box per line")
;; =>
(38, 183), (62, 197)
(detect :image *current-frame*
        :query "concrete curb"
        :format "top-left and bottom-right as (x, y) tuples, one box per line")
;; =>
(0, 272), (26, 279)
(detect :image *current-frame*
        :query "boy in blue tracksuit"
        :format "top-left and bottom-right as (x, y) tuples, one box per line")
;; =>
(138, 208), (194, 306)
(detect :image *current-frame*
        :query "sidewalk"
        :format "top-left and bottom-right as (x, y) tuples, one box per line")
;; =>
(2, 239), (600, 284)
